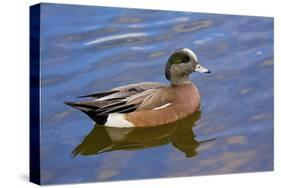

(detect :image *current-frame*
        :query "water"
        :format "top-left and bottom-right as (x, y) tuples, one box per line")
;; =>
(39, 3), (273, 185)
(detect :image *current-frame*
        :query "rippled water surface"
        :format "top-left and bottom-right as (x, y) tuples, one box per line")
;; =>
(39, 3), (273, 185)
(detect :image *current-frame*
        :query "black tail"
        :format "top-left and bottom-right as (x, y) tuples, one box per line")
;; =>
(64, 101), (108, 125)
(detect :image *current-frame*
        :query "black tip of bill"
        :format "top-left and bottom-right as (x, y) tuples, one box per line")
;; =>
(205, 70), (211, 74)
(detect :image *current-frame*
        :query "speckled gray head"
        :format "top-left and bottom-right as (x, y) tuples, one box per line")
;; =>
(165, 48), (211, 85)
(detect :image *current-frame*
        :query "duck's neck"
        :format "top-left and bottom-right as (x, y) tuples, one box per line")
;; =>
(169, 75), (191, 86)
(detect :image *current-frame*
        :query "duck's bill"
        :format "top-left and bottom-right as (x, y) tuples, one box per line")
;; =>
(194, 64), (211, 74)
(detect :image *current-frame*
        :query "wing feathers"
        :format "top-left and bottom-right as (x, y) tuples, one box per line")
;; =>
(97, 104), (137, 115)
(96, 101), (126, 112)
(64, 101), (98, 111)
(66, 82), (168, 123)
(77, 90), (118, 98)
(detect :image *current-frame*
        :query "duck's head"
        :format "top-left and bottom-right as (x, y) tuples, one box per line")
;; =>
(165, 48), (210, 85)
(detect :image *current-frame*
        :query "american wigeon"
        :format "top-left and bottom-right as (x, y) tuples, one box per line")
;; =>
(65, 48), (211, 128)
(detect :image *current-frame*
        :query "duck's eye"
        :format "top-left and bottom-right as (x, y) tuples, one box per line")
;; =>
(183, 56), (190, 63)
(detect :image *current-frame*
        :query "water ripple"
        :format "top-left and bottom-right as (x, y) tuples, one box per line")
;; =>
(85, 32), (149, 46)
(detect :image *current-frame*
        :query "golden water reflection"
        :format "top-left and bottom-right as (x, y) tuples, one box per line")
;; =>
(72, 111), (215, 158)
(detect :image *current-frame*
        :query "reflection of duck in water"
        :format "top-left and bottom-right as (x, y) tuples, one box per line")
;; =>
(72, 111), (214, 158)
(65, 48), (210, 127)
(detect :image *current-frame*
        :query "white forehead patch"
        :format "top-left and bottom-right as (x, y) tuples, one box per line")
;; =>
(182, 48), (198, 62)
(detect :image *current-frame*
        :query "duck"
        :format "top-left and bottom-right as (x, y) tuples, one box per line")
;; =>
(65, 48), (211, 128)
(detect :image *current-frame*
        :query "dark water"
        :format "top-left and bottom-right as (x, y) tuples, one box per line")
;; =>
(39, 3), (273, 185)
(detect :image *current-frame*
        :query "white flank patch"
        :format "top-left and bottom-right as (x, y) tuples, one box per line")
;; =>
(105, 113), (134, 128)
(153, 103), (172, 110)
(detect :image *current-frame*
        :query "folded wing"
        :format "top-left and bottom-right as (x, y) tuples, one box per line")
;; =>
(65, 82), (167, 124)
